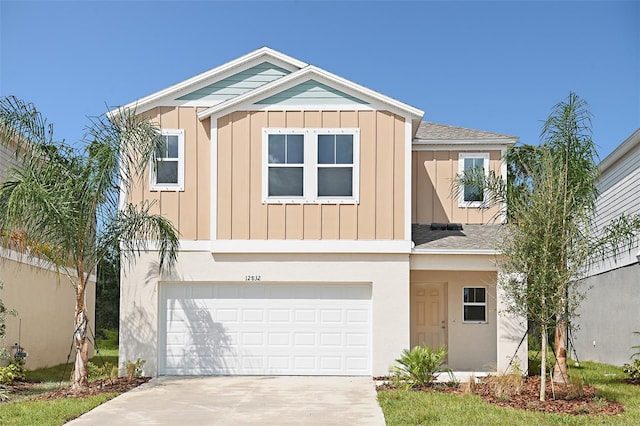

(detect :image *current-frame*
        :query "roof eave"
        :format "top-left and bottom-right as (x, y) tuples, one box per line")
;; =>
(197, 65), (424, 121)
(108, 47), (307, 119)
(413, 138), (517, 145)
(411, 249), (501, 255)
(599, 128), (640, 173)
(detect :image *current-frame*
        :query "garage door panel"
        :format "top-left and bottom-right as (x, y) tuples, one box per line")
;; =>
(160, 283), (371, 375)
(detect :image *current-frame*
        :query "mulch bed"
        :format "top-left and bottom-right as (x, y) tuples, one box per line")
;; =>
(40, 377), (151, 399)
(377, 376), (624, 416)
(3, 377), (150, 401)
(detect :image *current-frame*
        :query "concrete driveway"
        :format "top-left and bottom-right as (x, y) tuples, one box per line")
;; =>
(66, 376), (386, 425)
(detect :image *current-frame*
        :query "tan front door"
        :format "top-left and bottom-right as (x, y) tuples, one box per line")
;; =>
(410, 283), (447, 349)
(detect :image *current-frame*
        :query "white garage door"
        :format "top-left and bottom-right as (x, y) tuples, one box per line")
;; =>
(159, 283), (372, 376)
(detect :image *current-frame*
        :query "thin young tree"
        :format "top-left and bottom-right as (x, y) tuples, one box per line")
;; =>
(0, 96), (179, 390)
(455, 92), (640, 400)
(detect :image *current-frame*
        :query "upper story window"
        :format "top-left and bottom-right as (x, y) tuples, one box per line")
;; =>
(151, 129), (184, 191)
(263, 128), (359, 204)
(458, 153), (489, 207)
(463, 287), (487, 323)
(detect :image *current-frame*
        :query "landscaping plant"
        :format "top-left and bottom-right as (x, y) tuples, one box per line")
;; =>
(0, 96), (179, 390)
(623, 331), (640, 381)
(123, 359), (146, 382)
(390, 345), (449, 387)
(454, 92), (640, 400)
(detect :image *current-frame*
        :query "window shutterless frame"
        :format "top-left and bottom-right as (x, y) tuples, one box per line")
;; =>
(150, 129), (185, 191)
(458, 152), (490, 208)
(462, 286), (487, 323)
(262, 128), (360, 204)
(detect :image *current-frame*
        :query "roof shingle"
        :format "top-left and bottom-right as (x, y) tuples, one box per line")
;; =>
(415, 122), (517, 141)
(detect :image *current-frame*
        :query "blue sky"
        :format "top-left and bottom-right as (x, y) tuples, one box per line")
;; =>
(1, 0), (638, 159)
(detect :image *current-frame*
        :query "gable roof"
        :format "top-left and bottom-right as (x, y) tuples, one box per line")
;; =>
(197, 64), (424, 122)
(113, 47), (307, 116)
(111, 47), (424, 128)
(415, 122), (517, 143)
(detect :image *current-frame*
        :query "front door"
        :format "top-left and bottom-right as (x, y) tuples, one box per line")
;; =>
(410, 283), (447, 349)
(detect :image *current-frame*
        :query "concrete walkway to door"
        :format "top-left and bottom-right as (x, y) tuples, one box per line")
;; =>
(66, 376), (386, 425)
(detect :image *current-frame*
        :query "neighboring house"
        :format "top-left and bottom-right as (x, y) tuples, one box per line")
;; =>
(117, 47), (527, 377)
(575, 129), (640, 366)
(0, 144), (96, 369)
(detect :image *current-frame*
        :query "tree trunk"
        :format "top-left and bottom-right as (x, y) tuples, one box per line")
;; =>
(540, 325), (547, 401)
(553, 317), (569, 384)
(72, 277), (89, 390)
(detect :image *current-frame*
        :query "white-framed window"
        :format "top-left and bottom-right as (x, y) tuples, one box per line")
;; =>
(262, 128), (359, 204)
(458, 153), (490, 207)
(463, 287), (487, 323)
(150, 129), (184, 191)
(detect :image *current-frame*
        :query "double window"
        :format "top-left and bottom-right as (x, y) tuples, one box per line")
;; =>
(263, 128), (359, 204)
(151, 129), (185, 191)
(463, 287), (487, 323)
(458, 153), (489, 207)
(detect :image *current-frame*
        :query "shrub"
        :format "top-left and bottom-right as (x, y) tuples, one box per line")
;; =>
(566, 372), (585, 400)
(0, 357), (26, 384)
(623, 331), (640, 381)
(88, 361), (114, 380)
(389, 345), (448, 387)
(123, 359), (146, 381)
(492, 359), (524, 400)
(623, 359), (640, 381)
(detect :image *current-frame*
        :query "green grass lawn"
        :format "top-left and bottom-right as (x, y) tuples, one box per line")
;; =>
(0, 350), (120, 426)
(0, 393), (118, 426)
(378, 361), (640, 425)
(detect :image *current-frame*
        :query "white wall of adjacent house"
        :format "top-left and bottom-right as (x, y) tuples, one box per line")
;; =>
(575, 130), (640, 366)
(588, 131), (640, 276)
(119, 250), (410, 377)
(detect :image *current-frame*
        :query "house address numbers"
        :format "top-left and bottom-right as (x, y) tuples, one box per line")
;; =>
(245, 275), (261, 281)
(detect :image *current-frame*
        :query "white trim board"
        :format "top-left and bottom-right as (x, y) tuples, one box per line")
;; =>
(109, 47), (306, 117)
(198, 65), (423, 122)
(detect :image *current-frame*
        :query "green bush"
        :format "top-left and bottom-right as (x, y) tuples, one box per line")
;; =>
(623, 331), (640, 381)
(0, 357), (26, 384)
(389, 345), (448, 387)
(87, 361), (114, 380)
(123, 359), (146, 381)
(623, 359), (640, 381)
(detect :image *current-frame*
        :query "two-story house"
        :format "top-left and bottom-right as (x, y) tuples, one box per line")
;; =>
(117, 47), (527, 377)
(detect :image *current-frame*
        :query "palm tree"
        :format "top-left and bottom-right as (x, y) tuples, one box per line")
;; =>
(0, 96), (179, 390)
(454, 92), (640, 400)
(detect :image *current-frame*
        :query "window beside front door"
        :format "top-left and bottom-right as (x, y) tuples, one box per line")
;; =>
(463, 287), (487, 323)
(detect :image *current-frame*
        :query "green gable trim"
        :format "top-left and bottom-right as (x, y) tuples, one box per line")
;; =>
(177, 62), (291, 101)
(254, 79), (369, 105)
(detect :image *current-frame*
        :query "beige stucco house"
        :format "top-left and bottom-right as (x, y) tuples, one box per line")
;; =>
(0, 146), (96, 369)
(117, 47), (527, 377)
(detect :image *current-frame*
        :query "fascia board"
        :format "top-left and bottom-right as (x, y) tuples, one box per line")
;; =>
(599, 128), (640, 174)
(412, 249), (501, 255)
(413, 138), (517, 147)
(198, 65), (424, 121)
(108, 47), (307, 118)
(412, 142), (516, 152)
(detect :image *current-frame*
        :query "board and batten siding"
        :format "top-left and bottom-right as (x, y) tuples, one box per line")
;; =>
(411, 150), (502, 224)
(216, 110), (406, 241)
(127, 107), (211, 240)
(0, 144), (18, 181)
